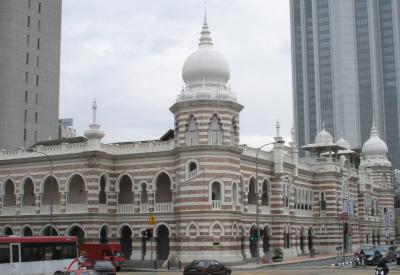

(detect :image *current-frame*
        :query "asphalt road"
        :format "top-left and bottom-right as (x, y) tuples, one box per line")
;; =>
(120, 257), (400, 275)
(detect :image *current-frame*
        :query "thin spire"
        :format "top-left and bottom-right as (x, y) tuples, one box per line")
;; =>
(199, 1), (213, 47)
(204, 0), (208, 25)
(370, 116), (378, 137)
(322, 121), (325, 130)
(276, 119), (280, 137)
(291, 126), (296, 143)
(92, 98), (97, 125)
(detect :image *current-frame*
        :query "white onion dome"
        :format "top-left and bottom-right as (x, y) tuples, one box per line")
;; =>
(362, 125), (388, 158)
(315, 124), (333, 144)
(336, 133), (351, 149)
(182, 17), (230, 87)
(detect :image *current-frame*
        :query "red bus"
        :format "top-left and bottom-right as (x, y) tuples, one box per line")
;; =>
(0, 236), (78, 275)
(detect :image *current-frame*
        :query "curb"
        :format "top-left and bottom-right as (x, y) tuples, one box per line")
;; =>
(330, 261), (352, 267)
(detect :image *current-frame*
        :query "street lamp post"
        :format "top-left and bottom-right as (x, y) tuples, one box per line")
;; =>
(255, 140), (283, 263)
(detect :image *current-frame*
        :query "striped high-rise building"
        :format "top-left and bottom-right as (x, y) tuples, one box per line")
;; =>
(290, 0), (400, 168)
(0, 15), (395, 263)
(0, 0), (62, 149)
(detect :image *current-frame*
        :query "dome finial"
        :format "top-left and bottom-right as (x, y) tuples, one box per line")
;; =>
(199, 1), (213, 47)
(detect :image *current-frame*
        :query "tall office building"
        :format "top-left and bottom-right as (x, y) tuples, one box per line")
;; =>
(290, 0), (400, 167)
(0, 0), (62, 149)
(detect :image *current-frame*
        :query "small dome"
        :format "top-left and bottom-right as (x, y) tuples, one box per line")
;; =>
(182, 19), (230, 87)
(336, 133), (351, 149)
(315, 124), (333, 144)
(362, 125), (388, 157)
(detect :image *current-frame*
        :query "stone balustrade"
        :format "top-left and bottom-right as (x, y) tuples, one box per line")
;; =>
(66, 203), (88, 214)
(154, 202), (173, 213)
(212, 200), (221, 209)
(20, 206), (36, 215)
(0, 140), (175, 160)
(40, 205), (61, 214)
(140, 203), (150, 213)
(2, 206), (16, 216)
(98, 204), (107, 213)
(118, 204), (135, 213)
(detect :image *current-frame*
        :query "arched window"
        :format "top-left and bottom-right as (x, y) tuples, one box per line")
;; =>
(261, 179), (270, 206)
(208, 114), (223, 145)
(99, 175), (108, 205)
(282, 181), (289, 208)
(3, 179), (16, 207)
(320, 192), (326, 210)
(248, 178), (257, 205)
(154, 172), (173, 212)
(186, 160), (198, 179)
(230, 117), (238, 146)
(284, 225), (290, 249)
(187, 115), (198, 146)
(211, 181), (222, 209)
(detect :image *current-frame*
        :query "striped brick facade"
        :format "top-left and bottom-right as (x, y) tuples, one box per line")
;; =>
(0, 98), (395, 263)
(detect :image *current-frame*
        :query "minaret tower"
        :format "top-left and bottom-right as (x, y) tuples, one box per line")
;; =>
(170, 11), (243, 147)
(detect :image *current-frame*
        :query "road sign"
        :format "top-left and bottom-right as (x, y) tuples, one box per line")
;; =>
(148, 214), (156, 225)
(340, 212), (348, 221)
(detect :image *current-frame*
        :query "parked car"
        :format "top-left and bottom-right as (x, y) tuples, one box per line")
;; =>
(92, 260), (116, 275)
(54, 269), (99, 275)
(365, 250), (384, 266)
(374, 245), (397, 262)
(183, 260), (231, 275)
(396, 249), (400, 265)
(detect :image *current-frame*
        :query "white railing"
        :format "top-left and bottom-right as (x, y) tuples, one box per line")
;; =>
(2, 206), (17, 216)
(0, 140), (175, 161)
(188, 169), (198, 178)
(21, 206), (36, 215)
(140, 203), (150, 213)
(66, 204), (87, 213)
(98, 204), (107, 213)
(212, 200), (221, 209)
(247, 204), (257, 213)
(240, 145), (273, 160)
(154, 202), (173, 213)
(40, 204), (61, 214)
(118, 204), (135, 213)
(101, 140), (175, 155)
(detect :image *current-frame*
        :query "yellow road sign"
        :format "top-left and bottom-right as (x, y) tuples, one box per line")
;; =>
(148, 214), (156, 225)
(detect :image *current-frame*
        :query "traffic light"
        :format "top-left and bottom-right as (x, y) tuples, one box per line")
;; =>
(249, 234), (258, 241)
(141, 230), (147, 239)
(343, 222), (348, 235)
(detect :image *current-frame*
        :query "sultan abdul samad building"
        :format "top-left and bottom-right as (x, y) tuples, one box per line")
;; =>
(0, 16), (395, 263)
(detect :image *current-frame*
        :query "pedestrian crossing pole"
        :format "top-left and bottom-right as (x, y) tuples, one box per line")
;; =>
(148, 213), (156, 262)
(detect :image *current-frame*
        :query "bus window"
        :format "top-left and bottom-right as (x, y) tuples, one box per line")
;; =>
(0, 244), (10, 263)
(11, 244), (20, 263)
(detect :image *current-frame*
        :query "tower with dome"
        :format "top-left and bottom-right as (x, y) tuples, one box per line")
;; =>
(0, 14), (395, 264)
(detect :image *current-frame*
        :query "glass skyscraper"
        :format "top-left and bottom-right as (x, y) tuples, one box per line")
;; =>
(290, 0), (400, 168)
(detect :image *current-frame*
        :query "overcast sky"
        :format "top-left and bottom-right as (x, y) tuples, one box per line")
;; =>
(60, 0), (292, 148)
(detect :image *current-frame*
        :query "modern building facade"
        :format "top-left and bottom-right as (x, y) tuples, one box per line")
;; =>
(290, 0), (400, 168)
(0, 17), (395, 263)
(0, 0), (62, 149)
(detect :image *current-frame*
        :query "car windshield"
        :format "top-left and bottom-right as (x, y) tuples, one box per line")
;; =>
(375, 246), (388, 251)
(94, 261), (113, 267)
(189, 260), (209, 267)
(114, 252), (124, 257)
(364, 251), (374, 256)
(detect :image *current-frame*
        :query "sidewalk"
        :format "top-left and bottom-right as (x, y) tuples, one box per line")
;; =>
(125, 253), (349, 272)
(231, 253), (341, 270)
